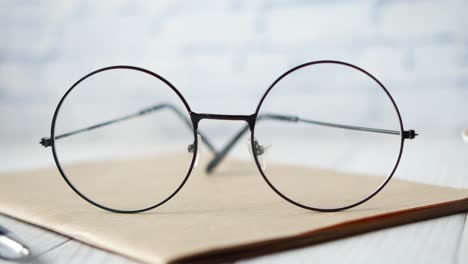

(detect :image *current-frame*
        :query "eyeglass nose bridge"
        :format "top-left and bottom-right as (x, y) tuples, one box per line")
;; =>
(190, 112), (257, 130)
(190, 112), (258, 173)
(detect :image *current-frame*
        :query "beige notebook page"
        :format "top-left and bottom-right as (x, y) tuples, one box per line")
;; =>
(0, 154), (467, 264)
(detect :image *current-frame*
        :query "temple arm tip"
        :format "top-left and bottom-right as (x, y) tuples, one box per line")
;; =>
(205, 160), (218, 174)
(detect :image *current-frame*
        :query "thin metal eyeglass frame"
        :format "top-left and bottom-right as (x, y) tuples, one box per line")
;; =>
(40, 61), (418, 213)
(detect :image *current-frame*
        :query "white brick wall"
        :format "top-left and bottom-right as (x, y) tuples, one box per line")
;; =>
(0, 0), (467, 169)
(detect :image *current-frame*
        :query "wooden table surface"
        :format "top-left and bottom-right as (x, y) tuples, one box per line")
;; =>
(1, 133), (467, 264)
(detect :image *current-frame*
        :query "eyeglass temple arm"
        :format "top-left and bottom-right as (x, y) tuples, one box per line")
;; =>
(205, 113), (417, 173)
(40, 103), (217, 154)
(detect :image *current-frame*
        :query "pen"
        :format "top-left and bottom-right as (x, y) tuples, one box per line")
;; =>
(0, 225), (30, 260)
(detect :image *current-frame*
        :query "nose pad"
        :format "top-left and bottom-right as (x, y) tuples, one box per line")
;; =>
(187, 134), (202, 168)
(247, 137), (271, 170)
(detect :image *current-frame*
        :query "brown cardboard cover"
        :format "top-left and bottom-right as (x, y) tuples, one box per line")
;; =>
(1, 154), (467, 263)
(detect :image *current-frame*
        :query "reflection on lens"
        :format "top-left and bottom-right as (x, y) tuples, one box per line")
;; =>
(53, 67), (195, 212)
(254, 62), (402, 210)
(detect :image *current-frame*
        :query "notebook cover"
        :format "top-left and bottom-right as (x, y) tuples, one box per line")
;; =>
(0, 154), (467, 264)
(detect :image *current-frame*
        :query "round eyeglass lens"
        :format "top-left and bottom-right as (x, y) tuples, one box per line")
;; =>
(53, 67), (196, 212)
(253, 61), (403, 210)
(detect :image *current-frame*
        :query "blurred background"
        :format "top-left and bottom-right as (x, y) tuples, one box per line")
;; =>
(0, 0), (467, 187)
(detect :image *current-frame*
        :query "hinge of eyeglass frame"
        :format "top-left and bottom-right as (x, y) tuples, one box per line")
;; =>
(40, 137), (53, 147)
(403, 130), (418, 139)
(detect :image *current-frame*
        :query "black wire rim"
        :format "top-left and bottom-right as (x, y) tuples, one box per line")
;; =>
(49, 65), (198, 214)
(47, 60), (408, 213)
(251, 60), (405, 212)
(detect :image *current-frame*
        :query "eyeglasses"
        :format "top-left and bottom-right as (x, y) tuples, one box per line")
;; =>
(40, 60), (417, 213)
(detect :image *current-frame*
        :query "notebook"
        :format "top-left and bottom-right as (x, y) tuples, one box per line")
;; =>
(0, 154), (467, 263)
